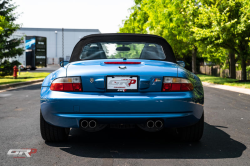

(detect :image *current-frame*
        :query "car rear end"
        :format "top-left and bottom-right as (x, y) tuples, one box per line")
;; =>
(40, 34), (204, 142)
(41, 60), (203, 128)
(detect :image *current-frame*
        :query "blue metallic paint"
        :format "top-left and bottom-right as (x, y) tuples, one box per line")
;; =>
(42, 66), (67, 87)
(41, 59), (204, 129)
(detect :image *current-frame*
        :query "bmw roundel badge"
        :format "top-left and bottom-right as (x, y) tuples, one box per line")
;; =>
(119, 66), (126, 69)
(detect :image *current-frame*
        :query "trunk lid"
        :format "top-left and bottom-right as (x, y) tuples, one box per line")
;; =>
(67, 59), (178, 92)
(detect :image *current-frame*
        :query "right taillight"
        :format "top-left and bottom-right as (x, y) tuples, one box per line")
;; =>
(162, 77), (194, 92)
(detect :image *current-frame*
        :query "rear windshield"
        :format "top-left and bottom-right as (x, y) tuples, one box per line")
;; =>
(79, 42), (166, 60)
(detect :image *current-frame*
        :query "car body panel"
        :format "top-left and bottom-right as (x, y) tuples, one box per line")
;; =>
(41, 85), (203, 128)
(40, 60), (204, 128)
(42, 67), (67, 87)
(177, 66), (204, 104)
(66, 59), (178, 92)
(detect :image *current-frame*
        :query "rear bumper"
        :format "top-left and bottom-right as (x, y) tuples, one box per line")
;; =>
(41, 87), (204, 128)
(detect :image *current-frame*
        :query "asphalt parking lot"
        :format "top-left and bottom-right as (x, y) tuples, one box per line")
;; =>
(0, 78), (249, 165)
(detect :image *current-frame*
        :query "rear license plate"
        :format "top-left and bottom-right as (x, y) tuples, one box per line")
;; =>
(106, 76), (138, 92)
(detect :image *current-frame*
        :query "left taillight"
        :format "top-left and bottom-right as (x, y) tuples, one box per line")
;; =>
(50, 77), (82, 92)
(162, 77), (194, 92)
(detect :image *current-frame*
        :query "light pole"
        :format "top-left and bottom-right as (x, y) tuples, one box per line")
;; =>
(62, 28), (64, 61)
(55, 31), (57, 59)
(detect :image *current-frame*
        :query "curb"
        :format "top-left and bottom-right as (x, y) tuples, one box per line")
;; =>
(0, 79), (44, 90)
(202, 82), (250, 95)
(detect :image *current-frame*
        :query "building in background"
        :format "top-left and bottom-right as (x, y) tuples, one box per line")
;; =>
(17, 28), (100, 64)
(26, 36), (47, 69)
(8, 32), (26, 67)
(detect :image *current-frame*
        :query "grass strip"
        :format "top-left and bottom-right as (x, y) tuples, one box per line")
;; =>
(0, 72), (50, 85)
(197, 74), (250, 89)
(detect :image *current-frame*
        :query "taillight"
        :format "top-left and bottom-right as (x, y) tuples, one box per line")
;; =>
(162, 77), (193, 92)
(50, 77), (82, 92)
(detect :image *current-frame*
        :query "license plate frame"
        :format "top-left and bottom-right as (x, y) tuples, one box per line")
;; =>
(106, 75), (138, 92)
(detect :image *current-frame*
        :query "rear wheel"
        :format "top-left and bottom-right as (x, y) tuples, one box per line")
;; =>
(178, 113), (204, 141)
(40, 112), (70, 142)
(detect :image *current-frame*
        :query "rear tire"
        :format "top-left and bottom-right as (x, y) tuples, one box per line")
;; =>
(40, 112), (70, 142)
(178, 113), (204, 142)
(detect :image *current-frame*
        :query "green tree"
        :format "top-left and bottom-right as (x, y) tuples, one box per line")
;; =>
(0, 0), (23, 75)
(120, 0), (250, 78)
(0, 15), (7, 33)
(120, 0), (201, 73)
(119, 0), (148, 34)
(192, 0), (250, 80)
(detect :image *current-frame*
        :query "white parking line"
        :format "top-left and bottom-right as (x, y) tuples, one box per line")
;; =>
(0, 82), (42, 93)
(202, 82), (250, 95)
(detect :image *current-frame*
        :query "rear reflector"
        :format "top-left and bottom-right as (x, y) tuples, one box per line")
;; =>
(104, 62), (141, 64)
(50, 77), (82, 92)
(162, 77), (194, 92)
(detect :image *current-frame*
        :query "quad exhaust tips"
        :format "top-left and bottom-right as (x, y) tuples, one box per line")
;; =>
(81, 120), (89, 128)
(147, 120), (154, 128)
(155, 120), (163, 128)
(89, 120), (97, 128)
(146, 120), (163, 129)
(81, 120), (97, 129)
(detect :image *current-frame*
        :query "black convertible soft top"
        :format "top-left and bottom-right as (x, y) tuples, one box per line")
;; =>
(70, 33), (176, 62)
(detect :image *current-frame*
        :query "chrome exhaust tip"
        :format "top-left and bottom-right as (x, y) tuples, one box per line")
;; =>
(81, 120), (89, 128)
(147, 120), (154, 128)
(155, 120), (163, 128)
(89, 120), (97, 128)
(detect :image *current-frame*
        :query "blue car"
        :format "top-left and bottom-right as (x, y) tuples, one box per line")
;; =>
(40, 34), (204, 142)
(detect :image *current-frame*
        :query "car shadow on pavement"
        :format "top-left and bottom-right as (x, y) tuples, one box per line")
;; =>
(45, 123), (246, 159)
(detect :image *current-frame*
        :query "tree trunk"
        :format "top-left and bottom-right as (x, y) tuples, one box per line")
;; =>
(241, 58), (247, 81)
(192, 46), (197, 74)
(229, 51), (236, 79)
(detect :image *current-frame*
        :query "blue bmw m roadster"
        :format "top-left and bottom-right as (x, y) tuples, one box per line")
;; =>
(40, 34), (204, 142)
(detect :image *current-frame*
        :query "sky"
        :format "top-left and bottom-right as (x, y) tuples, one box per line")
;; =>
(14, 0), (134, 33)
